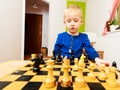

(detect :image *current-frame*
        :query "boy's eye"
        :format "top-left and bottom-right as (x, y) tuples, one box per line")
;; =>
(67, 20), (71, 22)
(74, 19), (79, 22)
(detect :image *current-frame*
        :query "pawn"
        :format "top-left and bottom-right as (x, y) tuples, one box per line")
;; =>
(39, 52), (45, 64)
(60, 58), (71, 87)
(97, 64), (107, 81)
(106, 67), (118, 88)
(87, 63), (96, 80)
(51, 50), (56, 60)
(112, 61), (118, 79)
(84, 54), (88, 63)
(56, 51), (62, 62)
(112, 61), (117, 68)
(73, 58), (78, 70)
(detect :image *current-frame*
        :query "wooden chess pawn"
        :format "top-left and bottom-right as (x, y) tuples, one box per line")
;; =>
(97, 64), (107, 81)
(44, 60), (56, 88)
(106, 67), (118, 88)
(75, 58), (87, 88)
(87, 63), (96, 80)
(60, 59), (72, 87)
(73, 58), (79, 70)
(61, 56), (68, 71)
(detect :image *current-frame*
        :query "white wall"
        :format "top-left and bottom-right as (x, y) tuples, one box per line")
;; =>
(94, 32), (120, 69)
(86, 0), (120, 68)
(48, 0), (66, 56)
(0, 0), (25, 62)
(86, 0), (113, 35)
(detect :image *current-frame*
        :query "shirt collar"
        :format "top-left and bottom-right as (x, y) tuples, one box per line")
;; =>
(67, 31), (79, 36)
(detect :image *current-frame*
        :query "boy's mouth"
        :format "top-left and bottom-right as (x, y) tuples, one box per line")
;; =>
(70, 27), (75, 30)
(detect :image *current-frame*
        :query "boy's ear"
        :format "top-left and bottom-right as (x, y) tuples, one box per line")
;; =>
(64, 20), (66, 25)
(79, 19), (83, 26)
(64, 20), (65, 24)
(81, 19), (84, 24)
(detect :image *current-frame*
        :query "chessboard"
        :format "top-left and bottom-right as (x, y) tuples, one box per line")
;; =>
(0, 61), (120, 90)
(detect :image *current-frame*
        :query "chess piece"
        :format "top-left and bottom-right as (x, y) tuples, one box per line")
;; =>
(56, 51), (62, 62)
(51, 50), (56, 60)
(44, 60), (56, 88)
(32, 58), (41, 72)
(32, 57), (41, 72)
(73, 58), (79, 70)
(84, 53), (89, 63)
(78, 54), (86, 70)
(60, 59), (72, 87)
(61, 56), (67, 71)
(78, 54), (85, 66)
(70, 50), (74, 65)
(112, 61), (118, 79)
(106, 67), (118, 88)
(75, 56), (87, 88)
(97, 64), (107, 81)
(87, 63), (96, 80)
(32, 53), (45, 72)
(39, 52), (45, 64)
(112, 61), (117, 68)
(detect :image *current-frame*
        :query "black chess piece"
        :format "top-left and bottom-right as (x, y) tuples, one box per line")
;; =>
(78, 54), (81, 60)
(112, 61), (117, 68)
(56, 51), (62, 62)
(32, 57), (41, 72)
(32, 53), (45, 72)
(70, 50), (74, 65)
(39, 52), (45, 64)
(84, 53), (88, 63)
(51, 50), (56, 60)
(112, 61), (118, 79)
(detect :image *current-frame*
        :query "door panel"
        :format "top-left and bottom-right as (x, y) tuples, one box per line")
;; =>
(25, 14), (42, 54)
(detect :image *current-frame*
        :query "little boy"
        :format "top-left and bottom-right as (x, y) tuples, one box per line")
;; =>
(53, 5), (111, 66)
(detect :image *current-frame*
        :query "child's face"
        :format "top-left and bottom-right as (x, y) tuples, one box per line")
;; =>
(64, 10), (83, 34)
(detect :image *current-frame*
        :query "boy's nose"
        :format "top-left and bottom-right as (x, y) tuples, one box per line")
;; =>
(71, 21), (75, 25)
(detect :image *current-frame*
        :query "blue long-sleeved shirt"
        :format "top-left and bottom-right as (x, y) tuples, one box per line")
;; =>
(54, 32), (99, 60)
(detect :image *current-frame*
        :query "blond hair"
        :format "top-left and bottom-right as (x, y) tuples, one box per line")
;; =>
(64, 5), (83, 18)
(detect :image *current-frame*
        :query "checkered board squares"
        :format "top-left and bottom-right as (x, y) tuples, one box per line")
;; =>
(0, 62), (120, 90)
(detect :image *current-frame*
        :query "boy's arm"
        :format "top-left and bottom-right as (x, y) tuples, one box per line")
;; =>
(54, 34), (62, 56)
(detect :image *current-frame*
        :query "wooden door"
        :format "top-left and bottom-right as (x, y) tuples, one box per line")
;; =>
(24, 14), (42, 55)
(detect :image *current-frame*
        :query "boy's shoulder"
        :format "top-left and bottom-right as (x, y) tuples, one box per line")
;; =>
(80, 32), (87, 36)
(58, 32), (68, 36)
(80, 32), (89, 37)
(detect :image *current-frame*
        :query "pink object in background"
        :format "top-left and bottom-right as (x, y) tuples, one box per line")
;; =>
(102, 0), (120, 36)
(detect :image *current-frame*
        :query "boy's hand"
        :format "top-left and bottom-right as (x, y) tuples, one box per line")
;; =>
(95, 58), (111, 67)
